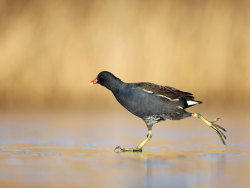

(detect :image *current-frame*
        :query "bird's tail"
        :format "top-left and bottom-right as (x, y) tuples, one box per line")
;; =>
(185, 100), (202, 108)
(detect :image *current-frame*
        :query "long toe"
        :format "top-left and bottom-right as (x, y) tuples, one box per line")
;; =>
(211, 125), (227, 144)
(114, 146), (137, 152)
(213, 123), (226, 132)
(194, 113), (227, 145)
(114, 146), (124, 153)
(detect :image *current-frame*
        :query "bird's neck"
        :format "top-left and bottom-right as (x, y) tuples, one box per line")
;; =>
(104, 78), (124, 93)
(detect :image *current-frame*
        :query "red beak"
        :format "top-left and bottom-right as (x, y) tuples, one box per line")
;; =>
(90, 77), (98, 85)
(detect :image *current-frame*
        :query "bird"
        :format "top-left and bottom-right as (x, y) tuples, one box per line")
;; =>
(90, 71), (226, 152)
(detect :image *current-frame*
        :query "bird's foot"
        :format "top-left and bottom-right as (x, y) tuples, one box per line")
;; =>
(209, 119), (227, 145)
(114, 146), (142, 153)
(114, 130), (152, 153)
(193, 113), (227, 145)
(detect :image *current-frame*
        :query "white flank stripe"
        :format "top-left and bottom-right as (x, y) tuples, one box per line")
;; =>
(142, 89), (180, 102)
(142, 89), (153, 94)
(156, 94), (179, 101)
(187, 100), (198, 106)
(171, 98), (180, 101)
(156, 94), (171, 100)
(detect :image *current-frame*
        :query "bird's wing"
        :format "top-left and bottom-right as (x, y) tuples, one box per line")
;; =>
(135, 82), (201, 108)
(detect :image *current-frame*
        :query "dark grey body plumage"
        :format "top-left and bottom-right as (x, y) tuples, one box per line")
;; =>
(91, 71), (227, 150)
(97, 71), (198, 130)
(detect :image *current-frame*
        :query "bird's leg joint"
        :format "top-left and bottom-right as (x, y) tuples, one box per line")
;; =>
(192, 113), (201, 118)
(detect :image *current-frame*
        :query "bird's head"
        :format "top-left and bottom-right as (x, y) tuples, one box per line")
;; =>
(90, 71), (121, 90)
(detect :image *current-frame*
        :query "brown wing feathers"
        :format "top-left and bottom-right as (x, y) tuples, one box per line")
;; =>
(135, 82), (201, 108)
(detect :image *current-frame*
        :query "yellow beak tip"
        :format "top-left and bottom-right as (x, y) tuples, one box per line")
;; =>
(89, 82), (94, 85)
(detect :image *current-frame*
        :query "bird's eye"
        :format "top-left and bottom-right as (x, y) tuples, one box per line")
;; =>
(99, 76), (103, 79)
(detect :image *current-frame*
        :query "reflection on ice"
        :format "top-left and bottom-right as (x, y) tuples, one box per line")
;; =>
(0, 112), (249, 187)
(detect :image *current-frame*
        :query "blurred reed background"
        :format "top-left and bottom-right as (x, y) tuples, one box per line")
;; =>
(0, 0), (249, 110)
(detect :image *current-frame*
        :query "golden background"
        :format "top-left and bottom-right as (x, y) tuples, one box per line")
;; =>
(0, 2), (249, 188)
(0, 0), (249, 110)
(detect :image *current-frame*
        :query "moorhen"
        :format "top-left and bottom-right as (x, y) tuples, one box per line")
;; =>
(90, 71), (226, 152)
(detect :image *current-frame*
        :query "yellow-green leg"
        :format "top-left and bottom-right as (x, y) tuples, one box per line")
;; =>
(192, 113), (227, 145)
(114, 130), (152, 152)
